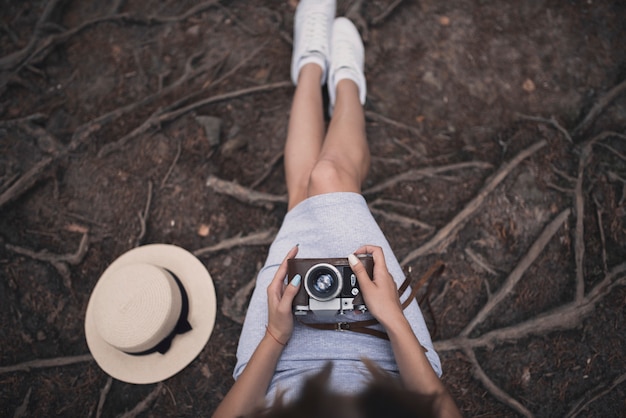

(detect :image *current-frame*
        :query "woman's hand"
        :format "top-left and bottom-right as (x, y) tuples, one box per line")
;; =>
(266, 245), (302, 345)
(349, 245), (406, 328)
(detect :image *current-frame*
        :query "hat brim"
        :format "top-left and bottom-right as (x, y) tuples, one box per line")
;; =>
(85, 244), (216, 384)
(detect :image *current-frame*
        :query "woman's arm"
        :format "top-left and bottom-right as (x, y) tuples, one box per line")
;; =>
(212, 246), (301, 418)
(349, 247), (462, 418)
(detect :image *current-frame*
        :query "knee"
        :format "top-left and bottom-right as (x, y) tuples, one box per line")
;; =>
(307, 158), (357, 195)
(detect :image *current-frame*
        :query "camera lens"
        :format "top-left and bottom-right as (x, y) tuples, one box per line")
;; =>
(304, 263), (342, 302)
(313, 273), (334, 293)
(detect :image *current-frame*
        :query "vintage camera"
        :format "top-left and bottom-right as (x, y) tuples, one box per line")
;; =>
(289, 255), (374, 316)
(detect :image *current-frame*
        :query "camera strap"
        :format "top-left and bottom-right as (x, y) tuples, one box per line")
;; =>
(296, 261), (444, 348)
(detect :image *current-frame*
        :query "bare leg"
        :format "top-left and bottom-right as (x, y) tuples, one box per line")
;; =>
(307, 78), (370, 196)
(284, 64), (326, 210)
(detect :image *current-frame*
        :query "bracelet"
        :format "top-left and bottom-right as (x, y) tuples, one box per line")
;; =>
(265, 325), (287, 346)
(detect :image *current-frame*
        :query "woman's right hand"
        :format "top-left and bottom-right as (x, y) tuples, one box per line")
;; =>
(349, 245), (406, 328)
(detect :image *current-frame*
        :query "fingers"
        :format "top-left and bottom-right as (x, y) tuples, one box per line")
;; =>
(278, 273), (302, 310)
(348, 253), (374, 292)
(353, 245), (387, 268)
(267, 245), (299, 296)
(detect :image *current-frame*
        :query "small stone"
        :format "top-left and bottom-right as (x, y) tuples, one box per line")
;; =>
(196, 115), (222, 147)
(186, 25), (201, 37)
(439, 16), (451, 26)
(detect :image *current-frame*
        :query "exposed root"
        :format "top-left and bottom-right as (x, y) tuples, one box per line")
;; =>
(98, 81), (292, 157)
(370, 0), (407, 26)
(464, 247), (499, 276)
(95, 377), (113, 418)
(564, 371), (626, 418)
(365, 110), (424, 138)
(516, 113), (573, 143)
(222, 277), (257, 324)
(13, 387), (32, 418)
(206, 174), (287, 209)
(435, 262), (626, 351)
(5, 233), (89, 290)
(250, 152), (284, 190)
(0, 1), (220, 73)
(460, 209), (571, 337)
(118, 383), (163, 418)
(401, 140), (548, 266)
(464, 348), (534, 418)
(0, 353), (93, 374)
(135, 181), (153, 247)
(193, 229), (277, 257)
(363, 161), (492, 196)
(160, 137), (182, 188)
(572, 79), (626, 137)
(369, 206), (434, 231)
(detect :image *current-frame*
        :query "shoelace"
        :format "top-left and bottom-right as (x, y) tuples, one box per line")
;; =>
(302, 12), (329, 55)
(332, 37), (358, 71)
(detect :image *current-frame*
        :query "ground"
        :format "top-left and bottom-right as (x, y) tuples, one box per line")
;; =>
(0, 0), (625, 417)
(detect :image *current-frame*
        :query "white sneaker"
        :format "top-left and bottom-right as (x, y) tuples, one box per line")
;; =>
(291, 0), (336, 86)
(328, 17), (366, 113)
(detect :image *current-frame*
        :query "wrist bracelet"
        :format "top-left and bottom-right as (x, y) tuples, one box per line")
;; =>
(265, 325), (287, 346)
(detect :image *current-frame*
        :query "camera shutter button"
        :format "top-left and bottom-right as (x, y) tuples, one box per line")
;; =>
(351, 288), (359, 296)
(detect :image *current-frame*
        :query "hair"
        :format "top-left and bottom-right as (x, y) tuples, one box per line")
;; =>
(244, 359), (437, 418)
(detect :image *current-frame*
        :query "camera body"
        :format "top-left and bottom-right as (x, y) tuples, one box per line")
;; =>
(289, 255), (374, 316)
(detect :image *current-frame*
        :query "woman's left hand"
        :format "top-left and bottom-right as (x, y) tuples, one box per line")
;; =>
(266, 245), (302, 345)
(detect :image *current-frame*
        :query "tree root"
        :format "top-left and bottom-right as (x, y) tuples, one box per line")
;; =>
(0, 47), (278, 210)
(118, 383), (163, 418)
(193, 229), (277, 257)
(464, 348), (534, 418)
(516, 113), (573, 143)
(401, 140), (548, 266)
(95, 377), (113, 418)
(435, 262), (626, 351)
(98, 81), (291, 158)
(0, 1), (220, 73)
(5, 233), (89, 290)
(205, 174), (287, 209)
(0, 353), (93, 374)
(370, 0), (407, 26)
(572, 79), (626, 137)
(363, 161), (492, 196)
(135, 181), (153, 247)
(564, 371), (626, 418)
(460, 208), (571, 337)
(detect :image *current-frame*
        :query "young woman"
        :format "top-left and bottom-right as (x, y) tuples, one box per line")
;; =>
(213, 1), (461, 417)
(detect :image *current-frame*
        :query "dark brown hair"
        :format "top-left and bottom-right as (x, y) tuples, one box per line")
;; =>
(244, 359), (436, 418)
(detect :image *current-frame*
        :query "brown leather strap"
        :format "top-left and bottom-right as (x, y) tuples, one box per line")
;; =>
(297, 261), (445, 347)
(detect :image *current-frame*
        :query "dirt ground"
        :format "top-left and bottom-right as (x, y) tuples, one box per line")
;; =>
(1, 0), (625, 417)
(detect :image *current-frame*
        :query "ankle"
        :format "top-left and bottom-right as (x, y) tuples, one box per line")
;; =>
(298, 62), (325, 85)
(335, 78), (360, 101)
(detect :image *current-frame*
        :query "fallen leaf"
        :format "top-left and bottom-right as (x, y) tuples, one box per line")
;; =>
(197, 224), (210, 237)
(523, 78), (536, 92)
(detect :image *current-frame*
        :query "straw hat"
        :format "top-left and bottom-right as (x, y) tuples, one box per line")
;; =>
(85, 244), (216, 384)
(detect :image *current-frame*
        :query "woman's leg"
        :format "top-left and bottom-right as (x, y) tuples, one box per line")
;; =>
(284, 64), (326, 210)
(307, 17), (369, 197)
(307, 79), (369, 196)
(284, 0), (335, 210)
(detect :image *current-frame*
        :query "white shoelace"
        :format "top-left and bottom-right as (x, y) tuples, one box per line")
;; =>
(301, 12), (329, 55)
